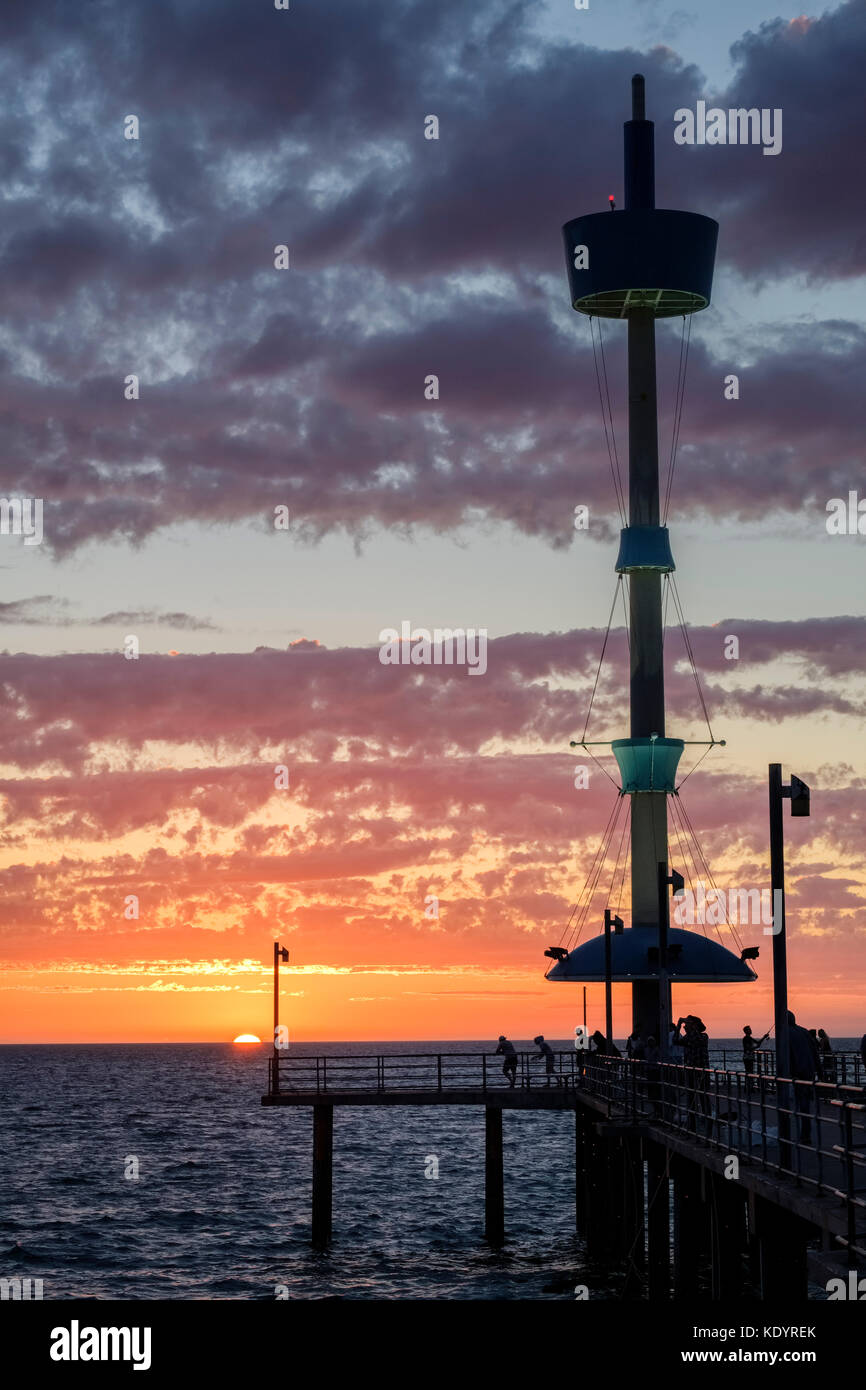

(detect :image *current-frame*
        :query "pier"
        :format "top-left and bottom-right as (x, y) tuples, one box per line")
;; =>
(262, 1050), (866, 1299)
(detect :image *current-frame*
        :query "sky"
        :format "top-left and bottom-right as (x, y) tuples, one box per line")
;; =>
(0, 0), (863, 1043)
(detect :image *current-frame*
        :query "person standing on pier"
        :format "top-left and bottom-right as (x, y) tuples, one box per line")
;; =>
(590, 1030), (621, 1057)
(495, 1035), (518, 1088)
(673, 1016), (710, 1129)
(532, 1035), (557, 1086)
(742, 1024), (769, 1093)
(817, 1028), (836, 1082)
(787, 1010), (818, 1144)
(742, 1024), (769, 1065)
(626, 1029), (646, 1060)
(643, 1035), (663, 1117)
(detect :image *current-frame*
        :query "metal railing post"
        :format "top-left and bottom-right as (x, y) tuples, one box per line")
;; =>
(844, 1104), (856, 1267)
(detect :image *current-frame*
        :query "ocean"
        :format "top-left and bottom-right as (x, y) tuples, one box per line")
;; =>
(2, 1039), (860, 1301)
(1, 1041), (602, 1301)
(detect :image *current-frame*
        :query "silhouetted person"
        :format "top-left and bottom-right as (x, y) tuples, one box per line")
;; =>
(495, 1035), (518, 1088)
(673, 1015), (709, 1067)
(742, 1024), (769, 1065)
(533, 1035), (557, 1086)
(742, 1024), (769, 1092)
(643, 1034), (662, 1115)
(626, 1029), (646, 1061)
(673, 1015), (710, 1129)
(787, 1010), (818, 1143)
(591, 1030), (621, 1058)
(817, 1028), (836, 1082)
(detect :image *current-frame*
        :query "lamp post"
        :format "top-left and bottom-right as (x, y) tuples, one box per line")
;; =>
(604, 909), (624, 1050)
(768, 765), (810, 1157)
(273, 940), (289, 1094)
(656, 865), (684, 1060)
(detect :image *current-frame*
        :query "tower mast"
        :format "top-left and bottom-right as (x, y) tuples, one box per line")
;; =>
(624, 76), (669, 1043)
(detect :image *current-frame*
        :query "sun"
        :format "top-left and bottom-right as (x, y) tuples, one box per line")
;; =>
(232, 1033), (262, 1044)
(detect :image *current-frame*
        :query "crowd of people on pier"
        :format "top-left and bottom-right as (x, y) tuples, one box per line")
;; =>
(493, 1020), (866, 1154)
(491, 1022), (866, 1118)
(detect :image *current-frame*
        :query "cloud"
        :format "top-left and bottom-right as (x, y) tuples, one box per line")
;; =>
(0, 624), (861, 974)
(0, 1), (860, 554)
(94, 610), (218, 630)
(0, 596), (71, 625)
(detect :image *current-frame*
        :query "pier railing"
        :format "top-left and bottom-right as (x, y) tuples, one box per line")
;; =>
(269, 1049), (586, 1095)
(268, 1048), (865, 1096)
(578, 1055), (866, 1263)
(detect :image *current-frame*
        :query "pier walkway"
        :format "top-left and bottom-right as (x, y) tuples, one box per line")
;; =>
(262, 1050), (866, 1295)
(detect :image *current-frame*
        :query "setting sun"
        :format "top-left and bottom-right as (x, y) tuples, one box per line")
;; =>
(232, 1034), (261, 1044)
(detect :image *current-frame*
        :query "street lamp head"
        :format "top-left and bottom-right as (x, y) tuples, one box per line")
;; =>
(789, 774), (810, 817)
(544, 946), (568, 962)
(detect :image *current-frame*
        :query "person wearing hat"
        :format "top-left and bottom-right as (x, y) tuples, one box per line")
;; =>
(674, 1015), (709, 1066)
(495, 1034), (518, 1087)
(673, 1015), (711, 1129)
(533, 1035), (557, 1086)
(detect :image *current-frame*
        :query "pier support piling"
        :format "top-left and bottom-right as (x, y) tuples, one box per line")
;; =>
(484, 1106), (505, 1246)
(617, 1136), (645, 1292)
(755, 1195), (810, 1300)
(646, 1140), (671, 1299)
(673, 1156), (710, 1297)
(584, 1122), (614, 1256)
(709, 1171), (747, 1300)
(575, 1109), (589, 1231)
(311, 1103), (333, 1248)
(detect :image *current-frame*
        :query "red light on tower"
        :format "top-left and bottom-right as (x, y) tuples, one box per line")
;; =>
(609, 194), (616, 211)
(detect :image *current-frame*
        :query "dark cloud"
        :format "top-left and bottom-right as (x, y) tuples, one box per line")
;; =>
(94, 609), (217, 629)
(0, 617), (861, 778)
(0, 1), (860, 552)
(0, 596), (70, 625)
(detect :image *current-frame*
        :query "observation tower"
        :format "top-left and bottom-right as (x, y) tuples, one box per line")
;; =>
(545, 76), (756, 1050)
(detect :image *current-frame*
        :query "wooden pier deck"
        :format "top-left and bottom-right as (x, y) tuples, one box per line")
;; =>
(265, 1087), (578, 1107)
